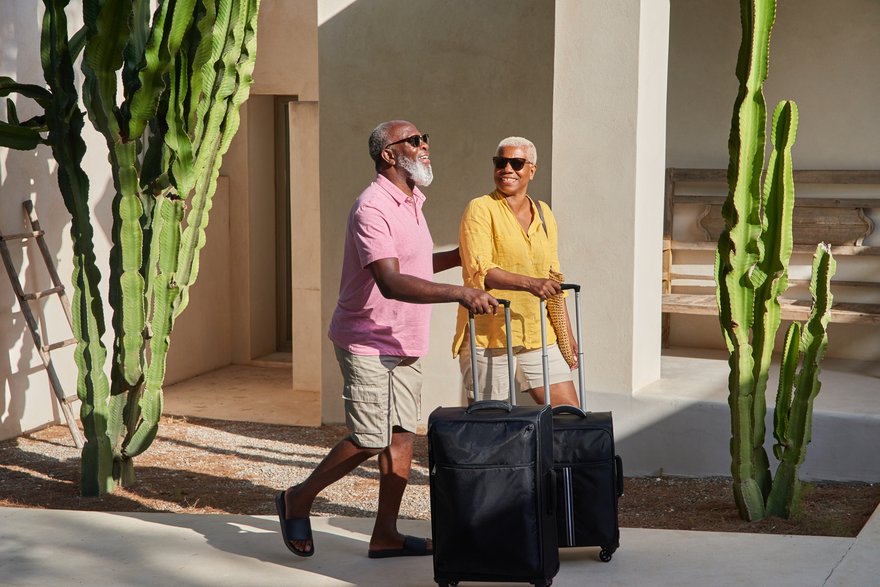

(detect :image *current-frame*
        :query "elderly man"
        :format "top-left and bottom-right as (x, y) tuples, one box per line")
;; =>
(275, 120), (498, 559)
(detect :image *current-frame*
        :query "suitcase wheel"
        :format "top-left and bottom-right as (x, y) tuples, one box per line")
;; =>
(599, 548), (614, 562)
(531, 580), (552, 587)
(435, 581), (458, 586)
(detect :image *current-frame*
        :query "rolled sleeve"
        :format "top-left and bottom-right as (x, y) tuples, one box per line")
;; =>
(459, 200), (499, 290)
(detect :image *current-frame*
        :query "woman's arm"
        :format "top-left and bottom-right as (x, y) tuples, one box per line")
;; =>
(484, 267), (562, 300)
(432, 247), (461, 273)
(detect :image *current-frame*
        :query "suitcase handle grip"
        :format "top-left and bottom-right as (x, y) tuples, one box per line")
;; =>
(551, 405), (587, 418)
(560, 283), (580, 292)
(465, 400), (512, 414)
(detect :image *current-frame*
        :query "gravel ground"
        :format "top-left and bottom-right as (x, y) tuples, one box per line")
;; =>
(1, 415), (877, 537)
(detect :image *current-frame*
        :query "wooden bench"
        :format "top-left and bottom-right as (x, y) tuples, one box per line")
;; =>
(662, 169), (880, 344)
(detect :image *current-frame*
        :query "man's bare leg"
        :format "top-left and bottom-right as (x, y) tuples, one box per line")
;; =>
(284, 437), (381, 554)
(368, 427), (431, 552)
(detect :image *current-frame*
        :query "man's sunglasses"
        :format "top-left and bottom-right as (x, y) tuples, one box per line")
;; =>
(384, 134), (429, 149)
(492, 157), (533, 171)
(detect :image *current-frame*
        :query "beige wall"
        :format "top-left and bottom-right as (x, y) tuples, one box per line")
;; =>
(165, 178), (233, 383)
(667, 0), (880, 169)
(252, 0), (319, 100)
(318, 0), (556, 422)
(171, 0), (320, 375)
(666, 0), (880, 359)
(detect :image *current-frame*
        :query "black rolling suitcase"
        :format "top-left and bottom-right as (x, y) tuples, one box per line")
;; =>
(428, 301), (559, 587)
(540, 284), (623, 562)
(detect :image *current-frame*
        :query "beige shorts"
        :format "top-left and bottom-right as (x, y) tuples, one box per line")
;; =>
(334, 345), (422, 449)
(459, 342), (573, 401)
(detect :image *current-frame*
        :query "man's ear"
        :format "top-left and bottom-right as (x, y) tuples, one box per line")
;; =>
(380, 148), (395, 167)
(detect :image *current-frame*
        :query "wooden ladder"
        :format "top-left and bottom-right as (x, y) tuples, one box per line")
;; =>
(0, 200), (84, 448)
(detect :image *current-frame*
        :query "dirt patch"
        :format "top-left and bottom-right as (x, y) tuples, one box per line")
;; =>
(1, 415), (877, 537)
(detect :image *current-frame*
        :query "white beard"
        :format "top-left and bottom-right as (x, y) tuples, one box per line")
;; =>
(398, 153), (434, 187)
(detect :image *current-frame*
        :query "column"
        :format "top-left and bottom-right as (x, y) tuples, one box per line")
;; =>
(552, 0), (670, 393)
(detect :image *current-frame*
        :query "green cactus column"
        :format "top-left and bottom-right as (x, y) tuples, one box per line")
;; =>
(716, 0), (778, 522)
(39, 0), (116, 496)
(1, 0), (261, 495)
(718, 0), (834, 521)
(76, 0), (261, 493)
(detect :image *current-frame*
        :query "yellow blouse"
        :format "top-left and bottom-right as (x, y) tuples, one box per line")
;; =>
(452, 190), (563, 356)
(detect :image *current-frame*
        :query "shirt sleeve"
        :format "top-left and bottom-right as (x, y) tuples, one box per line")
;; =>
(459, 198), (499, 291)
(352, 203), (397, 268)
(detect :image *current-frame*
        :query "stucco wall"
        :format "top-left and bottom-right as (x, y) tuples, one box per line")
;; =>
(318, 0), (556, 422)
(667, 0), (880, 169)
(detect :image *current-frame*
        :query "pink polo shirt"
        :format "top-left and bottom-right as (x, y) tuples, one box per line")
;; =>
(328, 174), (435, 356)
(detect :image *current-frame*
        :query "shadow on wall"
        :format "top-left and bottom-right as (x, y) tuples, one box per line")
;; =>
(0, 3), (113, 438)
(1, 2), (58, 436)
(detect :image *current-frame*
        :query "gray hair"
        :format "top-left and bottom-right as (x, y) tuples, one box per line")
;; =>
(497, 136), (537, 164)
(368, 120), (401, 164)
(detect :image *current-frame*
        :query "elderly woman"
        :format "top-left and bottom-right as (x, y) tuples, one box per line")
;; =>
(452, 137), (579, 406)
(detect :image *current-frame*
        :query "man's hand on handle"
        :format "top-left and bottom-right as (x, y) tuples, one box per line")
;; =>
(460, 288), (499, 315)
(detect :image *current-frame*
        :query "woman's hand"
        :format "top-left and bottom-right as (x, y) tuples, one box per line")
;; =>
(527, 277), (563, 300)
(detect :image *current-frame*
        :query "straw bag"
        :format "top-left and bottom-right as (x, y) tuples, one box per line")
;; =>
(548, 269), (577, 368)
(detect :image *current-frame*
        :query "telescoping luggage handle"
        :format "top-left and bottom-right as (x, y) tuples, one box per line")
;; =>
(539, 283), (586, 411)
(465, 299), (516, 413)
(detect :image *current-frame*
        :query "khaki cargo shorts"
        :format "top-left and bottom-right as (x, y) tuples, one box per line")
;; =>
(334, 345), (422, 449)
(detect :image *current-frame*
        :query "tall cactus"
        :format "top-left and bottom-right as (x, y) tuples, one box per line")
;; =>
(0, 0), (261, 495)
(717, 0), (834, 521)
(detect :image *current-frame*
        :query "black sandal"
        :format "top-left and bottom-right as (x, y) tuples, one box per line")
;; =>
(275, 491), (314, 557)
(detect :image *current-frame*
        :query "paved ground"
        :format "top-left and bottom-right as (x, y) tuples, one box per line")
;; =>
(2, 505), (878, 586)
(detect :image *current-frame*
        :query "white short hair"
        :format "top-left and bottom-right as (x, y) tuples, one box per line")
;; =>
(497, 136), (537, 164)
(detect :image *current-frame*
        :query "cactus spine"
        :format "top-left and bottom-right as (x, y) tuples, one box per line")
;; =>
(0, 0), (260, 495)
(717, 0), (835, 521)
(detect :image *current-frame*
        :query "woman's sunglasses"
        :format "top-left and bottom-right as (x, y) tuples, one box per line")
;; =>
(384, 134), (429, 149)
(492, 157), (533, 171)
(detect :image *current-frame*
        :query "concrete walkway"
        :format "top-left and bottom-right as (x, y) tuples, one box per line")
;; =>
(2, 505), (878, 586)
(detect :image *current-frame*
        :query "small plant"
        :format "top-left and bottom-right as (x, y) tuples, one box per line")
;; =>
(716, 0), (835, 521)
(0, 0), (260, 495)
